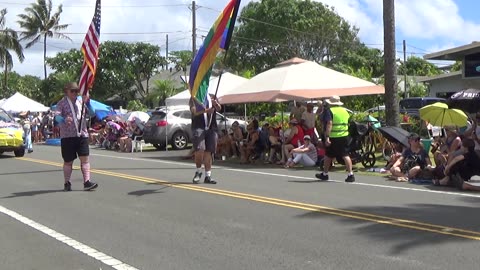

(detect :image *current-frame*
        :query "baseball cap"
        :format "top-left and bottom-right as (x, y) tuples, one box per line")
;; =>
(408, 133), (420, 140)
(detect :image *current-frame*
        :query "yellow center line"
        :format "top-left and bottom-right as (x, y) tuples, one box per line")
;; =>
(18, 157), (480, 241)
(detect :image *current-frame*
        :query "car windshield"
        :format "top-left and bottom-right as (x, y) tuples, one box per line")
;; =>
(400, 99), (423, 109)
(148, 111), (166, 121)
(0, 110), (13, 122)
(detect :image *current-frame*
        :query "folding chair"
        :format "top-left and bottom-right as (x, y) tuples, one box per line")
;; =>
(132, 135), (145, 152)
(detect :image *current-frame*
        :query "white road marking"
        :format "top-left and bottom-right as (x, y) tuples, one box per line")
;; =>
(90, 152), (480, 199)
(0, 205), (139, 270)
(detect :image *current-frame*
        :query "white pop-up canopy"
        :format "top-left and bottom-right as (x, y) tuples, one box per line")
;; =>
(165, 72), (248, 106)
(0, 92), (50, 113)
(219, 58), (385, 104)
(0, 98), (6, 107)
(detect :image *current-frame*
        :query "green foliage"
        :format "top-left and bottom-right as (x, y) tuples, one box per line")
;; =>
(342, 95), (384, 112)
(245, 102), (284, 117)
(169, 50), (192, 81)
(46, 41), (165, 102)
(226, 0), (361, 72)
(0, 71), (41, 99)
(398, 56), (441, 76)
(451, 61), (462, 72)
(0, 9), (24, 69)
(126, 100), (147, 112)
(406, 79), (428, 97)
(332, 46), (384, 78)
(145, 79), (181, 107)
(264, 113), (289, 127)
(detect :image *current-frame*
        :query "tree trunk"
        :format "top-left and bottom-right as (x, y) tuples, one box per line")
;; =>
(3, 56), (7, 96)
(383, 0), (399, 127)
(43, 33), (47, 80)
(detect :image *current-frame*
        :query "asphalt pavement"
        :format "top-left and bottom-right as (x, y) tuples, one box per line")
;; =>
(1, 144), (480, 270)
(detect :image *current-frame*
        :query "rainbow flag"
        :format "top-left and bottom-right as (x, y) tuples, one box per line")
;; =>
(189, 0), (241, 110)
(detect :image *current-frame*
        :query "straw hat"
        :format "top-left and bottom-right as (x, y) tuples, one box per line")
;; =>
(325, 95), (343, 106)
(63, 82), (80, 91)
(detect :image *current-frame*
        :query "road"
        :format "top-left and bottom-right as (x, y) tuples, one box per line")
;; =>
(1, 145), (479, 270)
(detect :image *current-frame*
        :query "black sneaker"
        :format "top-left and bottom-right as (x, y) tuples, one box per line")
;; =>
(192, 172), (202, 184)
(345, 174), (355, 182)
(315, 173), (329, 181)
(204, 176), (217, 184)
(64, 181), (71, 191)
(83, 181), (98, 191)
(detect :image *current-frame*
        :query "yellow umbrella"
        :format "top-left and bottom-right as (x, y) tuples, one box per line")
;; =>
(419, 102), (468, 127)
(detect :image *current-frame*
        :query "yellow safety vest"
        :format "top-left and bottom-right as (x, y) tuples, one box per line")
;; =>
(329, 106), (349, 138)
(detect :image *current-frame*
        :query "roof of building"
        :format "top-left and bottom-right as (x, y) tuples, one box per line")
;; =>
(424, 42), (480, 61)
(417, 71), (462, 82)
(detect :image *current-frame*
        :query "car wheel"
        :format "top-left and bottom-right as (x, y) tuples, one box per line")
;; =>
(171, 131), (188, 150)
(152, 143), (165, 150)
(14, 149), (25, 157)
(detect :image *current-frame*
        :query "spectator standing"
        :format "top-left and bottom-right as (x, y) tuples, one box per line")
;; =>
(315, 96), (355, 182)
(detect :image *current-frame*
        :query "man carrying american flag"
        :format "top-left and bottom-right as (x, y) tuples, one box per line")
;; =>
(55, 0), (101, 191)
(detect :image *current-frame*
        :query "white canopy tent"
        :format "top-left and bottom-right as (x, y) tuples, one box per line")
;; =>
(0, 98), (6, 108)
(0, 92), (50, 113)
(165, 72), (248, 106)
(219, 58), (385, 104)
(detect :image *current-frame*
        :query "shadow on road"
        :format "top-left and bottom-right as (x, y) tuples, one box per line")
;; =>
(288, 180), (324, 184)
(295, 203), (480, 254)
(2, 189), (68, 199)
(128, 188), (167, 196)
(0, 169), (60, 176)
(126, 181), (199, 197)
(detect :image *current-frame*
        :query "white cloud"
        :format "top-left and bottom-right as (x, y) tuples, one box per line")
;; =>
(4, 0), (480, 77)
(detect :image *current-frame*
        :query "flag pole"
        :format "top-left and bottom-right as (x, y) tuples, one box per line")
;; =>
(209, 0), (241, 129)
(77, 0), (101, 134)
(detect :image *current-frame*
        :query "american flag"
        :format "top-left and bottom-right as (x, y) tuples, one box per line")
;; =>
(79, 0), (101, 96)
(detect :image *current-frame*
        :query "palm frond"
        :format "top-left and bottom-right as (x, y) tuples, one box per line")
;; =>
(25, 35), (41, 48)
(0, 9), (6, 29)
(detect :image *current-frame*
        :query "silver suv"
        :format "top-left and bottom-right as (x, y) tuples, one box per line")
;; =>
(143, 106), (247, 150)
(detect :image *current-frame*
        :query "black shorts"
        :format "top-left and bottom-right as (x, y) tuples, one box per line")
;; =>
(192, 128), (218, 153)
(325, 136), (348, 158)
(61, 137), (89, 163)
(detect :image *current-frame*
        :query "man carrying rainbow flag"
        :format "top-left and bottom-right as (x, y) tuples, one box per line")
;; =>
(189, 0), (241, 184)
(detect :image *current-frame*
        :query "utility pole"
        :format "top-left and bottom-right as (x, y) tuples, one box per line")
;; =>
(166, 34), (169, 70)
(383, 0), (399, 127)
(403, 39), (407, 99)
(191, 0), (197, 58)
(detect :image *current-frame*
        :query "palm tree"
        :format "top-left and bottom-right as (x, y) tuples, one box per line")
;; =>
(17, 0), (70, 79)
(0, 9), (24, 96)
(146, 79), (181, 107)
(383, 0), (399, 127)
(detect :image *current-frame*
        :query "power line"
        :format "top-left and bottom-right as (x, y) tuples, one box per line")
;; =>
(0, 2), (188, 8)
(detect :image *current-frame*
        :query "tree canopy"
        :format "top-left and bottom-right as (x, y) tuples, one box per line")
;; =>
(226, 0), (362, 72)
(46, 41), (166, 102)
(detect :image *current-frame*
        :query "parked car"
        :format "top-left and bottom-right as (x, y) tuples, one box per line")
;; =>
(143, 106), (248, 150)
(0, 109), (25, 157)
(365, 105), (385, 114)
(399, 97), (445, 116)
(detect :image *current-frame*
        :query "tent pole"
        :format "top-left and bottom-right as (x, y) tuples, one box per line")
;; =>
(165, 105), (168, 152)
(244, 104), (247, 122)
(281, 102), (285, 163)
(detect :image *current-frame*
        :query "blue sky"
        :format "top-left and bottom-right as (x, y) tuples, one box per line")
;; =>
(3, 0), (479, 77)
